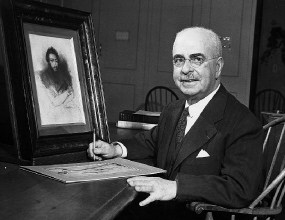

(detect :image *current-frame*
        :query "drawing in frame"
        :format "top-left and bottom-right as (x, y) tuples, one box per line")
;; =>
(24, 23), (91, 136)
(0, 0), (110, 165)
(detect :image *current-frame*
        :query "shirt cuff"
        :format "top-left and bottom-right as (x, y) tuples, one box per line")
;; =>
(173, 176), (179, 200)
(112, 141), (127, 158)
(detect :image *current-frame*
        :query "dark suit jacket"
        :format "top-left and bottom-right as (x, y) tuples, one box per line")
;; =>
(122, 84), (263, 209)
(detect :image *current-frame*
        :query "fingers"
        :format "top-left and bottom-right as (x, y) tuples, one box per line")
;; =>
(139, 194), (156, 206)
(93, 141), (110, 156)
(87, 141), (103, 161)
(127, 177), (177, 205)
(93, 155), (103, 161)
(87, 140), (116, 160)
(127, 177), (155, 193)
(87, 142), (95, 158)
(127, 176), (157, 187)
(134, 185), (153, 193)
(127, 177), (156, 206)
(127, 176), (152, 183)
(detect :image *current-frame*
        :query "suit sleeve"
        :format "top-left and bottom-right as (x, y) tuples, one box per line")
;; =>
(120, 109), (167, 160)
(175, 112), (264, 208)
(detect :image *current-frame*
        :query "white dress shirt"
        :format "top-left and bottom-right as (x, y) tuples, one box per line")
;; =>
(184, 84), (220, 135)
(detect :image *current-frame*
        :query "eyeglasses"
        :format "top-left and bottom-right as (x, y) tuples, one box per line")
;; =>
(173, 54), (219, 68)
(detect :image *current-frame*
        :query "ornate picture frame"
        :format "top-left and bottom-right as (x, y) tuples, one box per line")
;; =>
(0, 0), (109, 164)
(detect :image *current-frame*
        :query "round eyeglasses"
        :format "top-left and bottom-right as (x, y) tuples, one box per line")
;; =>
(173, 55), (219, 68)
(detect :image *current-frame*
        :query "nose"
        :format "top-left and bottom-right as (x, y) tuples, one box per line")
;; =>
(181, 59), (194, 75)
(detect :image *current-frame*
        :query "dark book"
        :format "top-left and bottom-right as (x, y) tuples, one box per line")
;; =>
(119, 110), (160, 124)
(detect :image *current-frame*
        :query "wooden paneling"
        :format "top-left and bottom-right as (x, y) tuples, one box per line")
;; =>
(63, 0), (92, 12)
(157, 0), (194, 73)
(99, 0), (140, 69)
(103, 83), (135, 122)
(145, 0), (191, 90)
(217, 0), (257, 105)
(95, 0), (149, 122)
(192, 0), (211, 26)
(39, 0), (257, 121)
(210, 0), (243, 77)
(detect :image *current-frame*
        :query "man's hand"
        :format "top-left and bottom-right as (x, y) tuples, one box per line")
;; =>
(87, 140), (122, 161)
(127, 176), (177, 206)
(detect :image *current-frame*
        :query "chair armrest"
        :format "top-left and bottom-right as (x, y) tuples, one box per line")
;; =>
(187, 202), (282, 216)
(187, 202), (233, 214)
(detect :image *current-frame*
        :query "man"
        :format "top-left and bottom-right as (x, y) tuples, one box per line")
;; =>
(87, 27), (264, 219)
(36, 46), (84, 126)
(40, 46), (74, 107)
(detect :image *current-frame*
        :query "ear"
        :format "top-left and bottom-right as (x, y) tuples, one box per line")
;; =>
(215, 57), (224, 79)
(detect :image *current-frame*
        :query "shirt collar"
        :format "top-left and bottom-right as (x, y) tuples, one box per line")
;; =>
(185, 84), (220, 118)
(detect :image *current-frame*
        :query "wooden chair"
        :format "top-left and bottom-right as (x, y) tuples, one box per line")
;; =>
(144, 86), (178, 112)
(187, 114), (285, 220)
(254, 89), (285, 124)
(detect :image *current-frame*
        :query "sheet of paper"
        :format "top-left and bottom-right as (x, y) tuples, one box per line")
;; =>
(21, 158), (166, 184)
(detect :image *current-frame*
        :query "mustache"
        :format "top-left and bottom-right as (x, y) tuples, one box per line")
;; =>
(179, 76), (199, 81)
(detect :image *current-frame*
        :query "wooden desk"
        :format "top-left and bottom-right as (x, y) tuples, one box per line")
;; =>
(0, 123), (142, 165)
(0, 162), (137, 220)
(0, 125), (144, 219)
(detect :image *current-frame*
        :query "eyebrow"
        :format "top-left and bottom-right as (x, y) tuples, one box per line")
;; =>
(173, 53), (206, 59)
(189, 53), (205, 59)
(173, 54), (184, 59)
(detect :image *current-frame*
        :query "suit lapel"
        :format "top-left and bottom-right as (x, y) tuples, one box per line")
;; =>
(170, 85), (228, 175)
(171, 116), (217, 172)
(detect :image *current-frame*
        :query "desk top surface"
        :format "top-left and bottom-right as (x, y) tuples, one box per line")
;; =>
(0, 161), (137, 220)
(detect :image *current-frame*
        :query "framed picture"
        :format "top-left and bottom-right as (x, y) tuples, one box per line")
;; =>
(24, 23), (91, 136)
(0, 0), (110, 164)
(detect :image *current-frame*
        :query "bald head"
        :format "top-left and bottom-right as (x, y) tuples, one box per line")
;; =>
(173, 27), (222, 58)
(172, 26), (224, 104)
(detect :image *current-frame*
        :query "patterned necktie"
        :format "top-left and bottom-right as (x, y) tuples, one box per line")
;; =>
(176, 107), (189, 145)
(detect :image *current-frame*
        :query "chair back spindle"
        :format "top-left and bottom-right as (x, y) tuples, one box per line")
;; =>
(254, 89), (285, 124)
(263, 122), (285, 191)
(145, 86), (178, 112)
(249, 115), (285, 210)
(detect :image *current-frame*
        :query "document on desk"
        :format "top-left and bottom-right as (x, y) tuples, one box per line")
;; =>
(20, 158), (166, 183)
